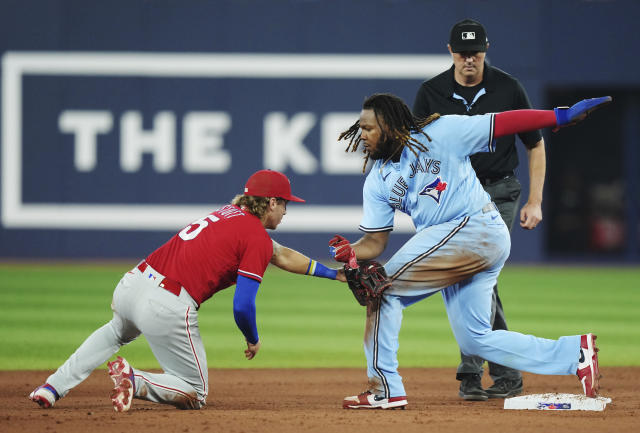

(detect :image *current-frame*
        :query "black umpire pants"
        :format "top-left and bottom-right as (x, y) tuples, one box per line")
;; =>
(456, 175), (523, 383)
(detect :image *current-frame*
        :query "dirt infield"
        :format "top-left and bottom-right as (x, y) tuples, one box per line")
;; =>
(2, 367), (637, 433)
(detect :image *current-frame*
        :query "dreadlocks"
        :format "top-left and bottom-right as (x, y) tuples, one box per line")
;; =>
(339, 93), (441, 172)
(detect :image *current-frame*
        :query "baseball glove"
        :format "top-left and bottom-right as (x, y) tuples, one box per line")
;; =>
(344, 260), (391, 307)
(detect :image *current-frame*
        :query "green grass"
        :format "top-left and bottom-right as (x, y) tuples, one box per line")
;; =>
(0, 263), (638, 370)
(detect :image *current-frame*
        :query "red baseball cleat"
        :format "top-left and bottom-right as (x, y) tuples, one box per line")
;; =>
(29, 383), (59, 408)
(108, 356), (135, 412)
(343, 390), (407, 409)
(577, 333), (600, 397)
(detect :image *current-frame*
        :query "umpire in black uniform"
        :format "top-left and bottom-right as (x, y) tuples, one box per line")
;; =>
(412, 19), (546, 401)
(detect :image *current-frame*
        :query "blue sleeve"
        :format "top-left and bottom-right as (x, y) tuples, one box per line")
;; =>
(359, 166), (395, 232)
(233, 275), (260, 344)
(436, 114), (495, 156)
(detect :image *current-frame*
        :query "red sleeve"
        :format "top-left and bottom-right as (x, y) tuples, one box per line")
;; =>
(237, 229), (272, 282)
(494, 110), (556, 138)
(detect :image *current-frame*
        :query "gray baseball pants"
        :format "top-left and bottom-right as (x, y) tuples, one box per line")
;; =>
(44, 264), (208, 409)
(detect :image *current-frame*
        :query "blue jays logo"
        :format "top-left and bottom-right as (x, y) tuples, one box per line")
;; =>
(419, 177), (447, 203)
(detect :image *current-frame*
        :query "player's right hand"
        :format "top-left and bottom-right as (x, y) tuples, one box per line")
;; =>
(329, 235), (359, 269)
(329, 235), (354, 263)
(245, 340), (261, 360)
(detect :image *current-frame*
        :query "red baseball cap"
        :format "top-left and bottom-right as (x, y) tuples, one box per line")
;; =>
(243, 169), (305, 202)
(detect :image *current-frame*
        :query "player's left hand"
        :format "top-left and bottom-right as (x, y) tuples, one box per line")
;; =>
(520, 202), (542, 230)
(344, 260), (391, 308)
(245, 339), (261, 360)
(335, 268), (347, 282)
(553, 96), (612, 132)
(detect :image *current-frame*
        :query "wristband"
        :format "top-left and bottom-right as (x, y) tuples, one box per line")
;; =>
(306, 259), (338, 280)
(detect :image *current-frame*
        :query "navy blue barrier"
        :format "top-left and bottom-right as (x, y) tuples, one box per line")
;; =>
(1, 0), (638, 261)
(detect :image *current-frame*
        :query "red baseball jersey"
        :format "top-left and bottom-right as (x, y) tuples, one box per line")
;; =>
(146, 204), (273, 306)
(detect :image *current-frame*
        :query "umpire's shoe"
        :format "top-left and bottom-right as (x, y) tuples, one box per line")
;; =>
(458, 374), (488, 401)
(485, 378), (523, 399)
(343, 391), (407, 409)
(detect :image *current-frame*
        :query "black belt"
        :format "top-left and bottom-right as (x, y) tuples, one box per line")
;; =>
(479, 171), (514, 186)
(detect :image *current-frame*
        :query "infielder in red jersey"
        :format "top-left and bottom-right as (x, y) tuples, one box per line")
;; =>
(29, 169), (345, 411)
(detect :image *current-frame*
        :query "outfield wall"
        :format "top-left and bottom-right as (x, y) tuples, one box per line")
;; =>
(0, 0), (638, 262)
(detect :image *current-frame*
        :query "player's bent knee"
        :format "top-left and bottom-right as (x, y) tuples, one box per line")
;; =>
(173, 393), (206, 410)
(457, 332), (492, 358)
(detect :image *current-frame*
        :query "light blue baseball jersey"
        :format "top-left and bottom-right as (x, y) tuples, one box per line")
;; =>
(360, 114), (496, 233)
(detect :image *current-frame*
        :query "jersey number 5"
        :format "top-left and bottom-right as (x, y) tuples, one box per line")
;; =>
(178, 214), (220, 240)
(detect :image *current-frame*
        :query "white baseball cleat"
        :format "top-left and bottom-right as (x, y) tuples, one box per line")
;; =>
(343, 390), (407, 409)
(577, 333), (600, 397)
(108, 356), (135, 412)
(29, 383), (59, 408)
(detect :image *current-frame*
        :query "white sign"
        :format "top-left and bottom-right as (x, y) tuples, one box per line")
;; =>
(2, 52), (450, 231)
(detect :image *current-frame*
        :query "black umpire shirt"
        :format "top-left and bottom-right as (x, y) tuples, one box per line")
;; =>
(412, 64), (542, 181)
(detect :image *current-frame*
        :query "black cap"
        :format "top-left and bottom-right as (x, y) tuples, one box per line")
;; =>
(449, 19), (488, 53)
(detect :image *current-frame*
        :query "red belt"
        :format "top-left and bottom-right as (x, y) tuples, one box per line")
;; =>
(137, 261), (182, 297)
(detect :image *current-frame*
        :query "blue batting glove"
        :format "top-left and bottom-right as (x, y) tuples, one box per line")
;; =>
(553, 96), (612, 131)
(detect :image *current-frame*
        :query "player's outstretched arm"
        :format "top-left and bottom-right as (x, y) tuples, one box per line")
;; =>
(329, 232), (390, 265)
(271, 240), (342, 281)
(493, 96), (612, 137)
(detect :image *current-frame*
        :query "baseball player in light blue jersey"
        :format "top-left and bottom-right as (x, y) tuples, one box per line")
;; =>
(329, 93), (610, 409)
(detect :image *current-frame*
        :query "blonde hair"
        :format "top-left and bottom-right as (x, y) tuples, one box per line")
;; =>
(231, 194), (271, 219)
